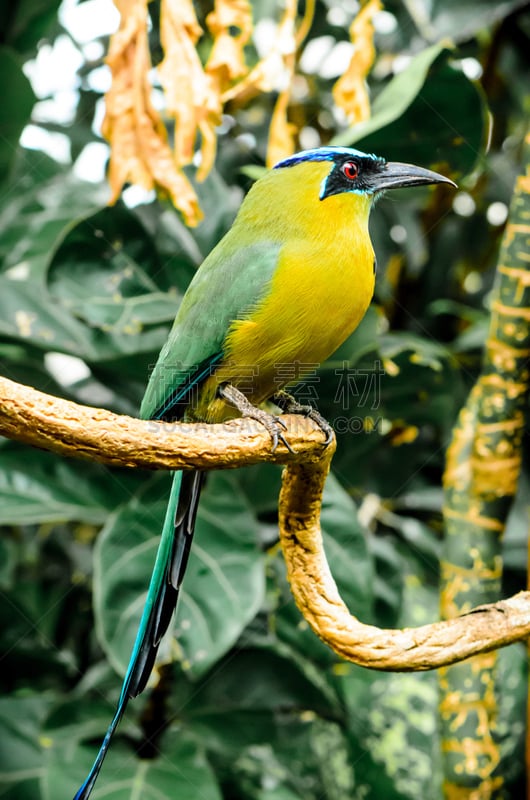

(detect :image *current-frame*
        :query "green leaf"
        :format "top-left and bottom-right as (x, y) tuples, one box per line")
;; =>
(380, 332), (452, 371)
(94, 472), (265, 680)
(504, 471), (530, 572)
(429, 0), (528, 42)
(238, 467), (374, 619)
(240, 165), (268, 182)
(496, 644), (527, 789)
(1, 0), (62, 53)
(0, 536), (17, 589)
(0, 48), (35, 181)
(334, 48), (487, 178)
(256, 789), (301, 800)
(0, 445), (142, 525)
(170, 659), (330, 796)
(0, 694), (51, 798)
(188, 165), (242, 255)
(0, 276), (97, 356)
(177, 644), (339, 730)
(335, 554), (443, 800)
(270, 473), (374, 666)
(0, 272), (170, 364)
(310, 718), (356, 800)
(175, 474), (266, 675)
(44, 706), (222, 800)
(0, 150), (106, 278)
(333, 43), (447, 149)
(47, 205), (182, 328)
(340, 667), (441, 800)
(320, 473), (374, 617)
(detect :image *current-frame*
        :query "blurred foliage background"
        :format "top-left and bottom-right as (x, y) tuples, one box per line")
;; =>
(0, 0), (529, 798)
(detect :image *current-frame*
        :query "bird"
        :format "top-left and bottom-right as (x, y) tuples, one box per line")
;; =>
(74, 146), (455, 798)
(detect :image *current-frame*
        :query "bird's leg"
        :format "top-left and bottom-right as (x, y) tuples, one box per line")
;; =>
(271, 389), (334, 446)
(218, 383), (295, 454)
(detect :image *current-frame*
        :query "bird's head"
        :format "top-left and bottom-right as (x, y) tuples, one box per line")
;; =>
(236, 146), (455, 238)
(273, 146), (456, 200)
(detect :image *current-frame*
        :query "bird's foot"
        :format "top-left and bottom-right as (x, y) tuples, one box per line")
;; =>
(218, 383), (295, 454)
(271, 390), (334, 446)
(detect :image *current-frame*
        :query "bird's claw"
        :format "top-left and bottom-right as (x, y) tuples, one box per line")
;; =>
(218, 383), (296, 454)
(271, 390), (334, 447)
(309, 411), (334, 446)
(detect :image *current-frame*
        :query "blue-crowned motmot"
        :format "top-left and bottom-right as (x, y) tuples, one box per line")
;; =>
(74, 146), (455, 799)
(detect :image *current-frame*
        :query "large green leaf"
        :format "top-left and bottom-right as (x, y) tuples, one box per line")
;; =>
(333, 549), (442, 800)
(0, 151), (105, 278)
(333, 43), (446, 149)
(309, 718), (357, 800)
(334, 47), (487, 177)
(0, 444), (142, 525)
(360, 59), (487, 176)
(175, 645), (340, 739)
(0, 276), (97, 356)
(240, 469), (376, 664)
(171, 660), (342, 800)
(44, 701), (222, 800)
(174, 474), (266, 675)
(1, 0), (62, 53)
(0, 48), (35, 181)
(0, 342), (77, 398)
(238, 466), (374, 618)
(0, 273), (170, 363)
(320, 472), (374, 617)
(94, 471), (265, 680)
(429, 0), (527, 41)
(47, 205), (182, 328)
(0, 694), (51, 799)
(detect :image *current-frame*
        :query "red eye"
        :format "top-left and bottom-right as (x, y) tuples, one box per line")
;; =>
(341, 161), (359, 180)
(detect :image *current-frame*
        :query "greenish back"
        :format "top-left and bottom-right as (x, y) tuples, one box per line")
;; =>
(140, 236), (282, 420)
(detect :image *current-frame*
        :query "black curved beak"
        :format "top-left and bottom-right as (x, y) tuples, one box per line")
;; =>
(372, 161), (457, 192)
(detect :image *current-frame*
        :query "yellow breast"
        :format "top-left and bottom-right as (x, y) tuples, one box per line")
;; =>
(193, 162), (376, 422)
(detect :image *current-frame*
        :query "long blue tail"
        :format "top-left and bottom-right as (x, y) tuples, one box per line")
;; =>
(74, 469), (203, 800)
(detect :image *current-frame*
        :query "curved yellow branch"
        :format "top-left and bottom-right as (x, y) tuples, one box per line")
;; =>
(0, 375), (325, 469)
(1, 373), (530, 671)
(279, 460), (530, 669)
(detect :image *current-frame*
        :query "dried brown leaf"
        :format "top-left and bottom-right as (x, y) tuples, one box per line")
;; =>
(195, 0), (253, 180)
(159, 0), (208, 167)
(103, 0), (202, 225)
(332, 0), (381, 124)
(267, 88), (297, 168)
(264, 0), (297, 166)
(206, 0), (252, 82)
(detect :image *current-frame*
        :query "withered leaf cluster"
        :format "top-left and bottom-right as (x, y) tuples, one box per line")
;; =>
(102, 0), (380, 225)
(333, 0), (381, 123)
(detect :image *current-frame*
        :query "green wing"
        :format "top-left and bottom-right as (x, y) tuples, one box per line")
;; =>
(140, 237), (282, 420)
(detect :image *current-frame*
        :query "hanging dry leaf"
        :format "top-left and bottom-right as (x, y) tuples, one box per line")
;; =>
(196, 0), (253, 179)
(206, 0), (253, 84)
(103, 0), (202, 225)
(265, 0), (318, 166)
(221, 0), (302, 109)
(264, 0), (300, 167)
(102, 0), (152, 195)
(158, 0), (208, 167)
(332, 0), (381, 124)
(267, 86), (298, 168)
